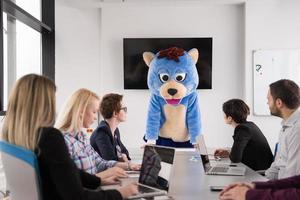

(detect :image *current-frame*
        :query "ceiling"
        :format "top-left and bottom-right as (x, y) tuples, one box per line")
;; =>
(97, 0), (247, 4)
(59, 0), (280, 8)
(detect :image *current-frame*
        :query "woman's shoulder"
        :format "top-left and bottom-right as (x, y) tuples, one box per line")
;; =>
(236, 121), (262, 135)
(237, 121), (257, 128)
(38, 127), (65, 149)
(243, 121), (261, 130)
(98, 120), (110, 129)
(40, 127), (63, 138)
(234, 122), (253, 134)
(93, 121), (111, 136)
(40, 127), (64, 144)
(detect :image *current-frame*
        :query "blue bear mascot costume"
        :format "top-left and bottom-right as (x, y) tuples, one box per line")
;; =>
(143, 47), (202, 148)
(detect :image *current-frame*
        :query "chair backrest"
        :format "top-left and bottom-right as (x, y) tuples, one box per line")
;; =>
(0, 141), (41, 200)
(274, 142), (279, 161)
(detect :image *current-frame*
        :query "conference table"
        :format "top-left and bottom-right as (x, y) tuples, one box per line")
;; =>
(168, 150), (267, 199)
(124, 149), (268, 200)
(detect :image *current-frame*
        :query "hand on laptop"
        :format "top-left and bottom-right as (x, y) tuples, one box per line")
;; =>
(101, 175), (121, 186)
(214, 149), (230, 158)
(129, 163), (141, 171)
(96, 166), (128, 179)
(117, 182), (139, 199)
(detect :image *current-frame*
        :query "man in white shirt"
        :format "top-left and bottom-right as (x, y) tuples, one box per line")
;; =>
(265, 79), (300, 180)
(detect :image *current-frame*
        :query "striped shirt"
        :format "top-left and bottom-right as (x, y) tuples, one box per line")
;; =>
(64, 131), (117, 174)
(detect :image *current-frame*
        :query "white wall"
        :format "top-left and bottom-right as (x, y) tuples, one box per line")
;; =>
(55, 0), (300, 151)
(55, 1), (102, 113)
(99, 4), (245, 148)
(55, 1), (245, 148)
(245, 0), (300, 151)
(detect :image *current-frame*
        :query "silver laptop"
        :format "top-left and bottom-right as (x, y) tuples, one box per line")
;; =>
(128, 145), (175, 199)
(198, 135), (246, 176)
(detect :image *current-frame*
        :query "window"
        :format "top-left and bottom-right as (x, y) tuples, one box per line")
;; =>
(0, 0), (55, 115)
(14, 0), (41, 20)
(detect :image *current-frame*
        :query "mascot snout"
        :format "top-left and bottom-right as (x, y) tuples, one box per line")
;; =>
(159, 80), (187, 105)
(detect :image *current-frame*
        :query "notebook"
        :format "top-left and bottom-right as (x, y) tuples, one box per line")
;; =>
(127, 145), (175, 199)
(198, 135), (246, 176)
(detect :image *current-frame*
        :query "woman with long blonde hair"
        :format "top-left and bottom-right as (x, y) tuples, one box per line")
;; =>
(2, 74), (138, 200)
(2, 74), (56, 150)
(55, 89), (140, 176)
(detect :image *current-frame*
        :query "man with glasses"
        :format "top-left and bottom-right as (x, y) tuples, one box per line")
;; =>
(91, 93), (131, 163)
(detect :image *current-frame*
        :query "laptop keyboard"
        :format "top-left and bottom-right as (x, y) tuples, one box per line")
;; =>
(138, 185), (157, 194)
(211, 166), (229, 173)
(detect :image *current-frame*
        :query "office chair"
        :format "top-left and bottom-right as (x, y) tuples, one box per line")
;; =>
(0, 141), (42, 200)
(256, 142), (279, 176)
(273, 142), (279, 161)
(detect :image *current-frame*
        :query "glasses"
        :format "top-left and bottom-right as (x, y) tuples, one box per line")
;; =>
(120, 107), (127, 112)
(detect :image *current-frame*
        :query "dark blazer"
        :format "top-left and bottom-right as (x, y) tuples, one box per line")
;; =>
(229, 121), (273, 171)
(90, 120), (131, 161)
(37, 127), (122, 200)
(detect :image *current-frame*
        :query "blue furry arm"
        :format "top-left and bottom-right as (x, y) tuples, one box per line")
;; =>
(187, 92), (202, 144)
(145, 95), (161, 140)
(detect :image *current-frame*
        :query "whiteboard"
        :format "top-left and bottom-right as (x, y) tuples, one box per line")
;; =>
(253, 49), (300, 116)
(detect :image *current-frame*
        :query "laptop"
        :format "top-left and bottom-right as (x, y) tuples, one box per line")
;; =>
(127, 145), (175, 199)
(197, 135), (246, 176)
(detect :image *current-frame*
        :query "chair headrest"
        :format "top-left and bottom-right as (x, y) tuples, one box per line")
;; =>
(0, 141), (38, 169)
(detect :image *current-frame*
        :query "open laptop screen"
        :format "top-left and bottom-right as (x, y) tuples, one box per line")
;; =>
(197, 135), (212, 172)
(200, 154), (211, 172)
(138, 145), (175, 191)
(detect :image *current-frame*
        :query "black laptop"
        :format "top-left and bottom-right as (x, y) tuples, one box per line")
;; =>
(127, 145), (175, 199)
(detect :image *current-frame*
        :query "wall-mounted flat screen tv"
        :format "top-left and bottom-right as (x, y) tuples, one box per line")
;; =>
(123, 38), (213, 89)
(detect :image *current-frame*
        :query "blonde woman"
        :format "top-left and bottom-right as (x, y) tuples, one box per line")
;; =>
(2, 74), (138, 200)
(55, 89), (140, 176)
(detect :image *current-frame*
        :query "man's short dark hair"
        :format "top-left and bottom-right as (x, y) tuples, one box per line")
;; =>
(223, 99), (250, 123)
(269, 79), (300, 109)
(100, 93), (123, 119)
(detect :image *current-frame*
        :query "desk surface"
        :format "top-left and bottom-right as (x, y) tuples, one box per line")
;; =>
(112, 149), (267, 200)
(167, 150), (267, 200)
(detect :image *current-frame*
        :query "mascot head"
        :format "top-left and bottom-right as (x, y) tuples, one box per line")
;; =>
(143, 47), (199, 105)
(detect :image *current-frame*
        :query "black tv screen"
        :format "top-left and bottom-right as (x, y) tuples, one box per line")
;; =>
(123, 38), (213, 89)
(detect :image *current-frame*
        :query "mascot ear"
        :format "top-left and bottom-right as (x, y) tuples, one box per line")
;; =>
(143, 52), (155, 67)
(188, 48), (199, 63)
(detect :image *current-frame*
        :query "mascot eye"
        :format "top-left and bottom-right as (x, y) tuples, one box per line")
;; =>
(175, 73), (186, 82)
(159, 73), (169, 83)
